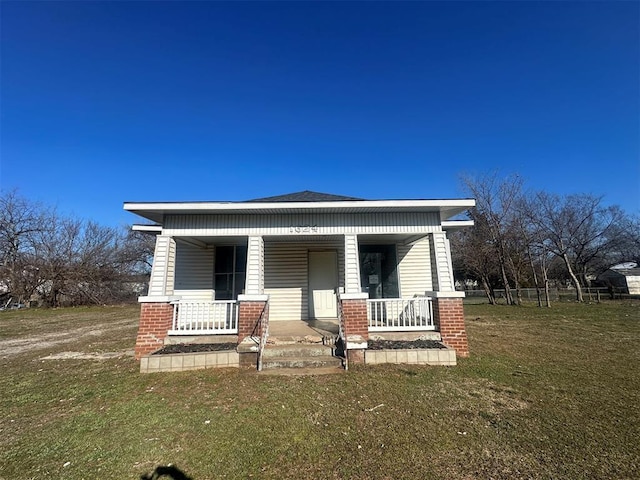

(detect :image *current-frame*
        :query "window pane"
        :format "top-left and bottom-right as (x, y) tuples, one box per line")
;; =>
(215, 274), (232, 300)
(359, 245), (399, 299)
(215, 246), (234, 274)
(235, 246), (247, 273)
(234, 273), (246, 297)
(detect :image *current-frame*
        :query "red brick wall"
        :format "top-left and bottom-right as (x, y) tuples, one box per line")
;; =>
(135, 303), (173, 360)
(433, 297), (469, 357)
(238, 301), (268, 341)
(341, 298), (369, 340)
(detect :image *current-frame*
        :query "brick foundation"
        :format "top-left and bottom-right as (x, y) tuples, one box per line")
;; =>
(432, 297), (469, 357)
(135, 303), (174, 360)
(238, 301), (268, 342)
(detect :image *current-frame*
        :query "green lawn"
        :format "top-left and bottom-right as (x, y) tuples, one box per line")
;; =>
(1, 302), (638, 479)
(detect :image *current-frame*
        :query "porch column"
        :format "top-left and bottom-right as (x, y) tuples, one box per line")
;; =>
(430, 232), (455, 292)
(344, 234), (362, 294)
(135, 235), (178, 360)
(244, 236), (265, 295)
(341, 234), (368, 364)
(148, 235), (177, 296)
(237, 236), (269, 364)
(431, 294), (469, 357)
(428, 231), (469, 357)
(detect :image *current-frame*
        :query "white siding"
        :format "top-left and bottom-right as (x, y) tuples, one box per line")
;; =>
(148, 236), (176, 296)
(264, 240), (344, 321)
(627, 275), (640, 295)
(397, 239), (433, 297)
(164, 212), (441, 237)
(174, 242), (214, 290)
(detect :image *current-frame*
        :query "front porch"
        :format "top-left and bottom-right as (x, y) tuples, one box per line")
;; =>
(127, 193), (474, 370)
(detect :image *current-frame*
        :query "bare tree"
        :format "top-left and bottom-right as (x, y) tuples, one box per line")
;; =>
(599, 213), (640, 266)
(461, 173), (525, 305)
(117, 229), (156, 275)
(451, 215), (499, 304)
(0, 190), (155, 307)
(0, 190), (50, 304)
(524, 192), (624, 302)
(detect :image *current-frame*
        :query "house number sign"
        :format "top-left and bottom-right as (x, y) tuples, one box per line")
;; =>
(289, 224), (319, 233)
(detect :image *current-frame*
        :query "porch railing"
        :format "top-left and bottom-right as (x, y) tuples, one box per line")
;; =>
(170, 300), (239, 334)
(367, 297), (434, 331)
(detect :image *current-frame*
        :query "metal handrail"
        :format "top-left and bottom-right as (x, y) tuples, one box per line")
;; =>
(257, 301), (270, 372)
(337, 295), (348, 371)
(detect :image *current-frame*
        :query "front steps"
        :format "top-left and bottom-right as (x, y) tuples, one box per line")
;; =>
(260, 336), (344, 373)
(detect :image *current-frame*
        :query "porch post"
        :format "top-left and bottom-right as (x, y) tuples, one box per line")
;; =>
(244, 236), (265, 295)
(430, 231), (455, 292)
(341, 234), (368, 364)
(237, 236), (269, 365)
(344, 234), (362, 294)
(135, 235), (178, 360)
(428, 231), (469, 357)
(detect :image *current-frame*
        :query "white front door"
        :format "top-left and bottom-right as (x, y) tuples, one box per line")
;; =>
(308, 251), (338, 319)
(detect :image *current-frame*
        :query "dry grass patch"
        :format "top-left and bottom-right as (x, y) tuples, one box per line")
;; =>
(0, 301), (639, 479)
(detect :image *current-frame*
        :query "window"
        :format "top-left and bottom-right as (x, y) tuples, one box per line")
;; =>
(359, 245), (399, 299)
(214, 245), (247, 300)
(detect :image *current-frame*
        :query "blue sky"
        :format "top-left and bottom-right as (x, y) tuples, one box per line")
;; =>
(1, 1), (638, 227)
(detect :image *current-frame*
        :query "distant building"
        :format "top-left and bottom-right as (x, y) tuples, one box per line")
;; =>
(597, 263), (640, 295)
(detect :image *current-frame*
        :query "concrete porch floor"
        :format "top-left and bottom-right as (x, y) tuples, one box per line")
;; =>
(268, 319), (339, 341)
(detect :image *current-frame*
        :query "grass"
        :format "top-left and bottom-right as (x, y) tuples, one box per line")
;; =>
(1, 301), (638, 479)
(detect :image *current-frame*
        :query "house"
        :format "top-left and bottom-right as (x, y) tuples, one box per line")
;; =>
(124, 191), (475, 371)
(597, 263), (640, 296)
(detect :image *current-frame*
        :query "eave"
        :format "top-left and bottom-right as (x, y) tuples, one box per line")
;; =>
(123, 199), (476, 225)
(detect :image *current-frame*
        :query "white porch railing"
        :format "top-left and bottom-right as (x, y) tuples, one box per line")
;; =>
(170, 300), (239, 334)
(367, 297), (435, 331)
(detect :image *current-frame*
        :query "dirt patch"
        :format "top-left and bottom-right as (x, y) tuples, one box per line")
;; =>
(0, 318), (137, 357)
(39, 350), (135, 360)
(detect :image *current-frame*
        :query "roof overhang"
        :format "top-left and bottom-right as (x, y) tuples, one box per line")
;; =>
(442, 220), (475, 230)
(124, 199), (476, 224)
(131, 224), (163, 232)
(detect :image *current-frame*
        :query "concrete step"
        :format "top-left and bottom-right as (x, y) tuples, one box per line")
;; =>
(258, 366), (345, 376)
(261, 355), (343, 369)
(262, 343), (334, 358)
(266, 335), (324, 345)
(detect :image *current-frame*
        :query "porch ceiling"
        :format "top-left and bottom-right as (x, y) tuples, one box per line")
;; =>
(174, 234), (428, 246)
(174, 236), (247, 247)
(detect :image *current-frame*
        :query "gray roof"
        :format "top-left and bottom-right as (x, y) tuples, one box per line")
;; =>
(613, 268), (640, 277)
(247, 190), (365, 203)
(601, 268), (640, 277)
